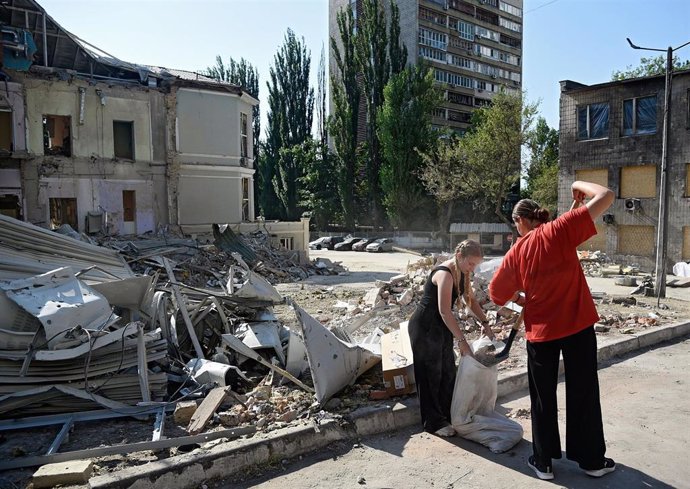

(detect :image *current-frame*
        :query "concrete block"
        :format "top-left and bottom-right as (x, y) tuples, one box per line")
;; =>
(33, 460), (93, 488)
(350, 404), (394, 436)
(598, 337), (639, 362)
(637, 326), (674, 349)
(391, 400), (420, 429)
(173, 400), (198, 425)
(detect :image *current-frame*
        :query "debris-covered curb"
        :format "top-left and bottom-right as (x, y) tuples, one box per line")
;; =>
(89, 319), (690, 489)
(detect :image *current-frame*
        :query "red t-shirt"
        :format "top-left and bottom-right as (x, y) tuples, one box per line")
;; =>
(489, 206), (599, 342)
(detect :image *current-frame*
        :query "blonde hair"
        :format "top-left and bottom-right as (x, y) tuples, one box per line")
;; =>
(453, 239), (483, 310)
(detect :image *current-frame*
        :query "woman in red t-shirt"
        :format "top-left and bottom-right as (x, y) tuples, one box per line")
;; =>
(489, 181), (615, 481)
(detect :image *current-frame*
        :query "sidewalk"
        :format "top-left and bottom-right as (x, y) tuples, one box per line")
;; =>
(89, 318), (690, 489)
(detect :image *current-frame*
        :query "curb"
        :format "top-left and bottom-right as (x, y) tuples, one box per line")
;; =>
(90, 320), (690, 489)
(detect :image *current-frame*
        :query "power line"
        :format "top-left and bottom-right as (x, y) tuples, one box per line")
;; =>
(525, 0), (561, 15)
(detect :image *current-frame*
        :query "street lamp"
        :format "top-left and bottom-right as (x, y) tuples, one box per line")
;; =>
(626, 37), (690, 305)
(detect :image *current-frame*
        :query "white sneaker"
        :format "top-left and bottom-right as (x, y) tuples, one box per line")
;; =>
(434, 425), (456, 437)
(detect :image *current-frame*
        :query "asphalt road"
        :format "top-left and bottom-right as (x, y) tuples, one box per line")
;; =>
(217, 337), (690, 489)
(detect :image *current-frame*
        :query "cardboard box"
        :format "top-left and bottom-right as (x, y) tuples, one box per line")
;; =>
(380, 321), (416, 396)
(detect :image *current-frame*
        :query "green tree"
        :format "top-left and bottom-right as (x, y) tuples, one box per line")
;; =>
(329, 4), (361, 229)
(421, 92), (537, 229)
(264, 29), (315, 220)
(611, 55), (690, 80)
(205, 56), (261, 212)
(419, 132), (471, 235)
(463, 92), (538, 226)
(300, 45), (341, 229)
(378, 63), (441, 228)
(524, 117), (559, 214)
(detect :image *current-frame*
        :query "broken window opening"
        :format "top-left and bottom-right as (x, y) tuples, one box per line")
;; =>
(43, 115), (71, 156)
(49, 197), (78, 230)
(279, 237), (293, 250)
(113, 120), (134, 160)
(240, 113), (248, 158)
(0, 194), (22, 220)
(242, 177), (250, 221)
(0, 110), (13, 152)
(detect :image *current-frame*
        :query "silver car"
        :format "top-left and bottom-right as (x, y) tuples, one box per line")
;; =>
(366, 238), (394, 253)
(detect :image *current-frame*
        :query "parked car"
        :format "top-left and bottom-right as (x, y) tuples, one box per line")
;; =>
(334, 236), (363, 251)
(352, 237), (376, 251)
(308, 236), (344, 250)
(366, 238), (394, 253)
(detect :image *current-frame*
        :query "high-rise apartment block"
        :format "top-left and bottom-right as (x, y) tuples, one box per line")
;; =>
(329, 0), (524, 135)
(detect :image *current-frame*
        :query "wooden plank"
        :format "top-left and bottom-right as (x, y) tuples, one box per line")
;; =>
(186, 387), (228, 435)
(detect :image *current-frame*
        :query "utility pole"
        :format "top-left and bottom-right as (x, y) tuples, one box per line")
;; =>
(626, 38), (690, 305)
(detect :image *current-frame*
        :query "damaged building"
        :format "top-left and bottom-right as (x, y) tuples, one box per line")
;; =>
(559, 69), (690, 270)
(0, 0), (280, 242)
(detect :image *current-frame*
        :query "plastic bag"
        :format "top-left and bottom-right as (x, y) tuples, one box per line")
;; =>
(450, 337), (523, 453)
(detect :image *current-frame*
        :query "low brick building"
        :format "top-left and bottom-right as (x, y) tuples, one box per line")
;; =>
(558, 70), (690, 271)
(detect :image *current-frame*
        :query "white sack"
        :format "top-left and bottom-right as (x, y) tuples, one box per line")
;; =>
(672, 262), (690, 277)
(450, 337), (523, 453)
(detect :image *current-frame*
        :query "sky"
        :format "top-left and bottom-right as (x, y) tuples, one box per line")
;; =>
(38, 0), (690, 133)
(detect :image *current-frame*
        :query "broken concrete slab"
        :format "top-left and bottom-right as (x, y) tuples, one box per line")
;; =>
(33, 459), (93, 488)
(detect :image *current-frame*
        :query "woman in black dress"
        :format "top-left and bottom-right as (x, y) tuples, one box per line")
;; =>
(408, 239), (493, 437)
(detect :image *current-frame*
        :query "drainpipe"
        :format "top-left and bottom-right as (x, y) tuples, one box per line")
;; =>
(42, 12), (48, 67)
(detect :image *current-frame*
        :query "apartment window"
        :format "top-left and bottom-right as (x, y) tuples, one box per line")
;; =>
(419, 6), (447, 26)
(577, 103), (609, 139)
(623, 95), (657, 136)
(419, 46), (447, 63)
(49, 197), (78, 230)
(43, 115), (71, 156)
(242, 177), (250, 221)
(449, 54), (471, 69)
(499, 17), (522, 32)
(113, 121), (134, 159)
(0, 110), (11, 152)
(499, 1), (522, 17)
(419, 28), (448, 50)
(475, 26), (499, 42)
(448, 92), (473, 106)
(620, 165), (656, 198)
(448, 110), (472, 123)
(449, 0), (474, 16)
(474, 97), (491, 107)
(240, 113), (248, 158)
(434, 69), (447, 83)
(499, 33), (520, 48)
(458, 20), (474, 40)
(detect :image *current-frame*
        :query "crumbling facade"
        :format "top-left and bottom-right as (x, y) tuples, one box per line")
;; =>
(559, 71), (690, 270)
(0, 0), (258, 236)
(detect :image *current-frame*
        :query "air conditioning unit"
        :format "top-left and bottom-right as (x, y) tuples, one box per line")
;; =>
(624, 198), (641, 212)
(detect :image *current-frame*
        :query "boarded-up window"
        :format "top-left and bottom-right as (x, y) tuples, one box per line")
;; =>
(49, 197), (78, 230)
(113, 121), (134, 159)
(618, 225), (655, 256)
(579, 224), (606, 252)
(575, 169), (608, 187)
(43, 115), (71, 156)
(0, 110), (12, 151)
(620, 165), (656, 198)
(684, 227), (690, 260)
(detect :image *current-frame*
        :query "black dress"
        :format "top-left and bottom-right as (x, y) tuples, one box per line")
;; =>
(408, 265), (463, 433)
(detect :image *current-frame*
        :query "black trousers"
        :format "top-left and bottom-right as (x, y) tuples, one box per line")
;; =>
(526, 326), (607, 470)
(410, 329), (456, 433)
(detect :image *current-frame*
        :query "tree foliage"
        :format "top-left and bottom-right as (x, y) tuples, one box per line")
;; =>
(420, 92), (537, 229)
(611, 55), (690, 80)
(329, 5), (361, 229)
(264, 29), (314, 220)
(378, 63), (441, 228)
(524, 117), (559, 215)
